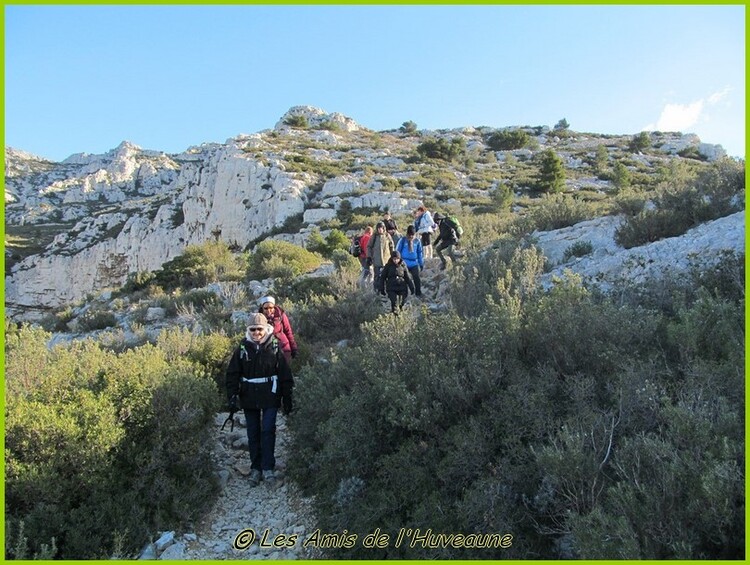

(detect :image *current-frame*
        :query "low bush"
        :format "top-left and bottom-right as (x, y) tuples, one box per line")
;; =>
(287, 255), (744, 559)
(485, 129), (531, 151)
(155, 241), (243, 290)
(306, 229), (350, 258)
(562, 240), (594, 261)
(515, 193), (599, 234)
(415, 137), (466, 162)
(247, 239), (323, 281)
(5, 328), (222, 559)
(77, 308), (118, 332)
(615, 158), (744, 248)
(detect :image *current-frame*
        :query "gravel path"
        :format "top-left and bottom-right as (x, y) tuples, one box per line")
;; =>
(149, 412), (321, 560)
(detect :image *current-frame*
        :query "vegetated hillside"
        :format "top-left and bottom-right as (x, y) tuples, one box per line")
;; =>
(4, 107), (745, 560)
(3, 105), (732, 314)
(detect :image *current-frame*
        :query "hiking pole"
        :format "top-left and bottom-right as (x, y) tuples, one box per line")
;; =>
(221, 395), (239, 432)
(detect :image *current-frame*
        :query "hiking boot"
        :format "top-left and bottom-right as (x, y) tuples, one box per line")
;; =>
(439, 262), (447, 271)
(248, 469), (261, 487)
(263, 470), (277, 488)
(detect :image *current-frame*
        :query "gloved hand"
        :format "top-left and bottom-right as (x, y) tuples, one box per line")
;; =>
(228, 394), (239, 412)
(366, 257), (372, 267)
(282, 396), (293, 415)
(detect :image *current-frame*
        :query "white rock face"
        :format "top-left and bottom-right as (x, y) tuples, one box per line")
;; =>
(5, 143), (307, 309)
(4, 106), (742, 314)
(533, 215), (623, 265)
(538, 211), (745, 290)
(274, 106), (362, 132)
(321, 176), (362, 197)
(303, 208), (337, 224)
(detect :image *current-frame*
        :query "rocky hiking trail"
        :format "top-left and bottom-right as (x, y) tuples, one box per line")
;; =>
(144, 412), (321, 560)
(142, 259), (451, 561)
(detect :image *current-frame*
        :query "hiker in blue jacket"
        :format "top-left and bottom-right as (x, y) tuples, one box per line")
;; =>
(396, 225), (424, 297)
(226, 312), (294, 488)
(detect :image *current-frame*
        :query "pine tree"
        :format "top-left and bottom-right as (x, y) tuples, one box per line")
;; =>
(536, 149), (566, 193)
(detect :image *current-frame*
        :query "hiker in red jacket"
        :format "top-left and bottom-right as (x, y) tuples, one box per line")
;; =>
(358, 226), (373, 283)
(257, 296), (298, 363)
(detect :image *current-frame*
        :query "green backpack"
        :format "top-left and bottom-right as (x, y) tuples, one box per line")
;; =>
(445, 215), (464, 238)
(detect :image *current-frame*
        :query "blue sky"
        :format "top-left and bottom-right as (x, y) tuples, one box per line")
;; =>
(5, 4), (745, 161)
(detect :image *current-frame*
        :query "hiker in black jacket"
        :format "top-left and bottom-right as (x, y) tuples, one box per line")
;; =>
(226, 312), (294, 487)
(433, 213), (459, 270)
(378, 250), (415, 315)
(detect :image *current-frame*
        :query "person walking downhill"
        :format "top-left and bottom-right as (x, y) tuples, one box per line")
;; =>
(396, 225), (424, 297)
(358, 226), (374, 283)
(378, 250), (415, 315)
(382, 211), (400, 247)
(258, 296), (298, 364)
(433, 213), (460, 270)
(414, 205), (436, 260)
(225, 313), (294, 488)
(366, 222), (394, 292)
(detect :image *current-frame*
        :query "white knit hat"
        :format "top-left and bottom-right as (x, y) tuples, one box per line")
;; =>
(258, 295), (276, 308)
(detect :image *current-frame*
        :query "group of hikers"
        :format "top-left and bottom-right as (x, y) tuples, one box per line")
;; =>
(225, 206), (462, 488)
(352, 206), (462, 315)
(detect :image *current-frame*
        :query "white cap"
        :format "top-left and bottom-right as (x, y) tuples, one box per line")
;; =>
(258, 295), (276, 307)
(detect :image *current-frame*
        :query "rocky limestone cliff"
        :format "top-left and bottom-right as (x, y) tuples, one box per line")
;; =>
(4, 106), (735, 314)
(536, 210), (745, 290)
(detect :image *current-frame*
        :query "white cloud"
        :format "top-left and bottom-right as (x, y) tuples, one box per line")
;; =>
(707, 86), (731, 105)
(644, 87), (733, 133)
(653, 100), (704, 131)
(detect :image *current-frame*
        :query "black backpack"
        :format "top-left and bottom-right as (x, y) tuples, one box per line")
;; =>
(349, 236), (362, 257)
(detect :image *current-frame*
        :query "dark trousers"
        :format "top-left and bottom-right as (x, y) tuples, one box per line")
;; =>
(387, 290), (408, 313)
(435, 240), (457, 265)
(244, 407), (278, 471)
(373, 265), (384, 292)
(408, 265), (422, 296)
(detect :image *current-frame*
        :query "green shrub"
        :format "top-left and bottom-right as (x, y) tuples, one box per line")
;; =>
(614, 158), (744, 248)
(155, 241), (243, 291)
(450, 239), (544, 317)
(5, 330), (222, 559)
(330, 248), (360, 273)
(400, 120), (418, 134)
(77, 308), (118, 332)
(611, 161), (631, 191)
(121, 271), (157, 293)
(413, 168), (460, 193)
(415, 137), (466, 162)
(629, 131), (652, 152)
(553, 118), (570, 132)
(284, 115), (308, 128)
(516, 193), (598, 233)
(486, 129), (531, 151)
(535, 149), (566, 193)
(325, 229), (351, 257)
(287, 256), (743, 559)
(562, 240), (594, 262)
(247, 239), (323, 281)
(490, 184), (514, 212)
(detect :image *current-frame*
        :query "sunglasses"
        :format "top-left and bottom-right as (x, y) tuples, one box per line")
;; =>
(262, 306), (274, 310)
(249, 327), (265, 333)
